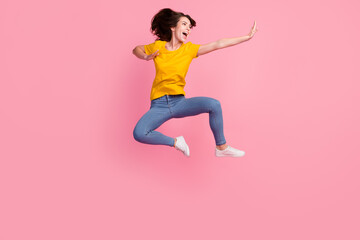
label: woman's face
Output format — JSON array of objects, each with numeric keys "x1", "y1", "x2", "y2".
[{"x1": 171, "y1": 16, "x2": 192, "y2": 42}]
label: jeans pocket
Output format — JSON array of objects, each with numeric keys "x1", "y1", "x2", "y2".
[{"x1": 151, "y1": 96, "x2": 166, "y2": 107}]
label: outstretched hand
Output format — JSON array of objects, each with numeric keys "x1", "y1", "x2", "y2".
[
  {"x1": 145, "y1": 50, "x2": 160, "y2": 61},
  {"x1": 248, "y1": 21, "x2": 258, "y2": 39}
]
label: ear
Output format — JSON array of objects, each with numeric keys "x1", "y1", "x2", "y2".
[{"x1": 170, "y1": 26, "x2": 176, "y2": 32}]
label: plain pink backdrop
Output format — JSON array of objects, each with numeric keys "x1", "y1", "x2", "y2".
[{"x1": 1, "y1": 0, "x2": 360, "y2": 239}]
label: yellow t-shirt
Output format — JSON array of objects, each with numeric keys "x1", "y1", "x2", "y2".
[{"x1": 144, "y1": 40, "x2": 201, "y2": 100}]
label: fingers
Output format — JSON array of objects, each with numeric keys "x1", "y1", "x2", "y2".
[
  {"x1": 147, "y1": 50, "x2": 159, "y2": 61},
  {"x1": 252, "y1": 21, "x2": 258, "y2": 34},
  {"x1": 152, "y1": 50, "x2": 159, "y2": 57},
  {"x1": 248, "y1": 21, "x2": 258, "y2": 39}
]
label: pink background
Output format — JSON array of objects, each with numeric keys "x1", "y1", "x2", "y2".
[{"x1": 1, "y1": 0, "x2": 360, "y2": 239}]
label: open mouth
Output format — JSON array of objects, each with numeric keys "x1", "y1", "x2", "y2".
[{"x1": 182, "y1": 32, "x2": 188, "y2": 37}]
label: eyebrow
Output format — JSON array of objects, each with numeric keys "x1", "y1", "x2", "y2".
[{"x1": 182, "y1": 21, "x2": 192, "y2": 27}]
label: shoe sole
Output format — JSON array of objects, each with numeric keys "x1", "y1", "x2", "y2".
[{"x1": 215, "y1": 152, "x2": 245, "y2": 157}]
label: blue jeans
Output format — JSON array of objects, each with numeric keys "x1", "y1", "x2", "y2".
[{"x1": 133, "y1": 95, "x2": 226, "y2": 147}]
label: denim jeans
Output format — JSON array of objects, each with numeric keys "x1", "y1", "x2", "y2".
[{"x1": 133, "y1": 95, "x2": 226, "y2": 147}]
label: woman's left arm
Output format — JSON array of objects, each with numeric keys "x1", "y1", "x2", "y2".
[{"x1": 197, "y1": 21, "x2": 258, "y2": 57}]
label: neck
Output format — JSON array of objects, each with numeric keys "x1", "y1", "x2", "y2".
[{"x1": 166, "y1": 37, "x2": 183, "y2": 50}]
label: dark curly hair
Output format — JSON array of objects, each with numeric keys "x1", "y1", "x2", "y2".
[{"x1": 150, "y1": 8, "x2": 196, "y2": 42}]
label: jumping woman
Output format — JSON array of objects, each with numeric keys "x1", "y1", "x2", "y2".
[{"x1": 132, "y1": 8, "x2": 258, "y2": 157}]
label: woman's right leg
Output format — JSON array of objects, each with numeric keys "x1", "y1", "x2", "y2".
[{"x1": 133, "y1": 106, "x2": 175, "y2": 147}]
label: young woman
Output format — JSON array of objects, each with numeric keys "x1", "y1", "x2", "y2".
[{"x1": 132, "y1": 8, "x2": 258, "y2": 157}]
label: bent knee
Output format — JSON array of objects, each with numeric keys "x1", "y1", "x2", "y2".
[
  {"x1": 133, "y1": 127, "x2": 146, "y2": 143},
  {"x1": 209, "y1": 98, "x2": 222, "y2": 111}
]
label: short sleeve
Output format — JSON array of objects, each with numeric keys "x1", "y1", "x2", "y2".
[
  {"x1": 144, "y1": 41, "x2": 156, "y2": 55},
  {"x1": 188, "y1": 42, "x2": 201, "y2": 59}
]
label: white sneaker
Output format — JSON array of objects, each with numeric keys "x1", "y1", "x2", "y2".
[
  {"x1": 175, "y1": 136, "x2": 190, "y2": 157},
  {"x1": 215, "y1": 146, "x2": 245, "y2": 157}
]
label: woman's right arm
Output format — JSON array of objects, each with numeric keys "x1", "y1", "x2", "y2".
[{"x1": 132, "y1": 45, "x2": 159, "y2": 61}]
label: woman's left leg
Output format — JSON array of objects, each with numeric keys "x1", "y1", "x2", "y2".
[
  {"x1": 171, "y1": 96, "x2": 226, "y2": 146},
  {"x1": 172, "y1": 96, "x2": 245, "y2": 157}
]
